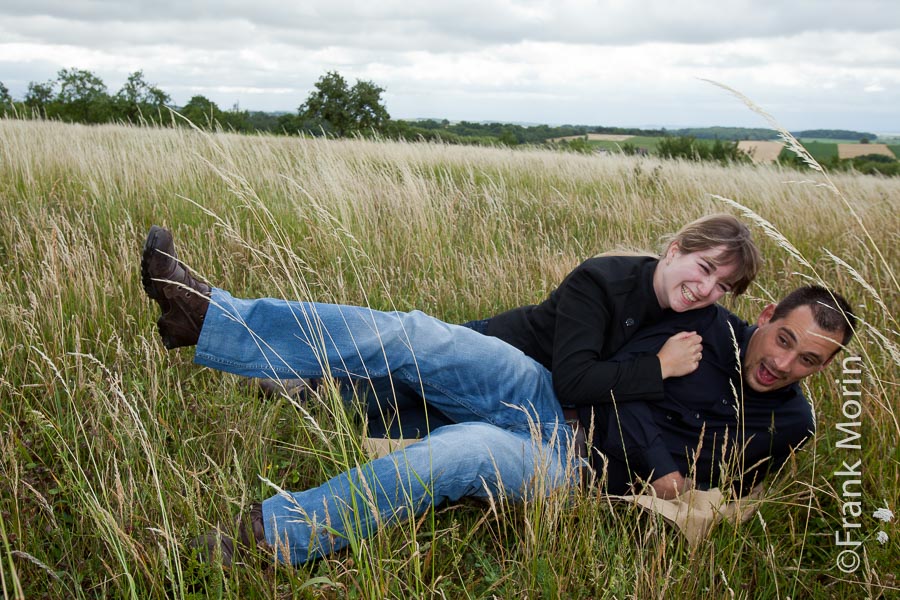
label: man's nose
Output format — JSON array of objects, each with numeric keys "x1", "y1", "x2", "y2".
[{"x1": 773, "y1": 351, "x2": 793, "y2": 373}]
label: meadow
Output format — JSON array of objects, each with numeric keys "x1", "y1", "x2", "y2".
[
  {"x1": 0, "y1": 118, "x2": 896, "y2": 599},
  {"x1": 587, "y1": 135, "x2": 900, "y2": 166}
]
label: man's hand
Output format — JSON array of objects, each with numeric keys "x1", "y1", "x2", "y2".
[
  {"x1": 657, "y1": 331, "x2": 703, "y2": 379},
  {"x1": 649, "y1": 471, "x2": 692, "y2": 499}
]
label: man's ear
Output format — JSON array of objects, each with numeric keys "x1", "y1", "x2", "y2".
[{"x1": 756, "y1": 303, "x2": 777, "y2": 327}]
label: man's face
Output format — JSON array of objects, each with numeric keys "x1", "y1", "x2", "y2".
[{"x1": 742, "y1": 304, "x2": 842, "y2": 393}]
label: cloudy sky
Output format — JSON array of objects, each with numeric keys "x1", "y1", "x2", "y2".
[{"x1": 2, "y1": 1, "x2": 898, "y2": 132}]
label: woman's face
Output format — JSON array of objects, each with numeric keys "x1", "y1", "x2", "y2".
[{"x1": 653, "y1": 243, "x2": 738, "y2": 312}]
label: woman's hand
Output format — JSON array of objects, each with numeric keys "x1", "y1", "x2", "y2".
[{"x1": 657, "y1": 331, "x2": 703, "y2": 379}]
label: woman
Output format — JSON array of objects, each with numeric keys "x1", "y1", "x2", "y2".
[
  {"x1": 468, "y1": 213, "x2": 761, "y2": 408},
  {"x1": 257, "y1": 214, "x2": 761, "y2": 438}
]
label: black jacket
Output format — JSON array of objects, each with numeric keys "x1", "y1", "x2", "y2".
[{"x1": 486, "y1": 255, "x2": 667, "y2": 406}]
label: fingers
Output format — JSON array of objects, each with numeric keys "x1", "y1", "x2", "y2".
[
  {"x1": 671, "y1": 330, "x2": 696, "y2": 340},
  {"x1": 658, "y1": 331, "x2": 705, "y2": 378}
]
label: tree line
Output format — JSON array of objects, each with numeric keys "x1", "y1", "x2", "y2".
[{"x1": 1, "y1": 69, "x2": 889, "y2": 173}]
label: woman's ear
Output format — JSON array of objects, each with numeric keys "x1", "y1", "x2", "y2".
[{"x1": 665, "y1": 241, "x2": 680, "y2": 264}]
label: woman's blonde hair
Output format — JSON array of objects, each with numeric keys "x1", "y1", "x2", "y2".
[{"x1": 664, "y1": 214, "x2": 762, "y2": 295}]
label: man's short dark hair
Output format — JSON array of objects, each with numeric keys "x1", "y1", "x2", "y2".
[{"x1": 771, "y1": 285, "x2": 856, "y2": 347}]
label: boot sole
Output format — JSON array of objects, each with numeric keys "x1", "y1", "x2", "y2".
[{"x1": 141, "y1": 225, "x2": 169, "y2": 309}]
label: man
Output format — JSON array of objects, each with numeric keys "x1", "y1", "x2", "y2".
[
  {"x1": 141, "y1": 226, "x2": 854, "y2": 565},
  {"x1": 588, "y1": 285, "x2": 855, "y2": 499}
]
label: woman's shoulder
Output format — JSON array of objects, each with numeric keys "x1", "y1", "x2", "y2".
[{"x1": 575, "y1": 254, "x2": 657, "y2": 287}]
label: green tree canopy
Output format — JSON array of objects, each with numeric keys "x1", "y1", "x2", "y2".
[
  {"x1": 24, "y1": 80, "x2": 56, "y2": 115},
  {"x1": 179, "y1": 95, "x2": 223, "y2": 128},
  {"x1": 177, "y1": 95, "x2": 251, "y2": 132},
  {"x1": 0, "y1": 80, "x2": 11, "y2": 115},
  {"x1": 55, "y1": 68, "x2": 111, "y2": 123},
  {"x1": 114, "y1": 70, "x2": 170, "y2": 123},
  {"x1": 297, "y1": 71, "x2": 390, "y2": 136}
]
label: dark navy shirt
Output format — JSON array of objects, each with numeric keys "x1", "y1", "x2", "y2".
[{"x1": 584, "y1": 305, "x2": 816, "y2": 495}]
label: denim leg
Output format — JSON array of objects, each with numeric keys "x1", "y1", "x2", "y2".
[
  {"x1": 261, "y1": 422, "x2": 571, "y2": 565},
  {"x1": 194, "y1": 289, "x2": 565, "y2": 439}
]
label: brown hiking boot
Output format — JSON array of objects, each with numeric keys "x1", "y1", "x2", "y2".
[
  {"x1": 188, "y1": 503, "x2": 271, "y2": 567},
  {"x1": 141, "y1": 225, "x2": 211, "y2": 349}
]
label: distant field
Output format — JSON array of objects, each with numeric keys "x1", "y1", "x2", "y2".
[
  {"x1": 737, "y1": 140, "x2": 784, "y2": 163},
  {"x1": 798, "y1": 137, "x2": 864, "y2": 144},
  {"x1": 792, "y1": 140, "x2": 839, "y2": 162},
  {"x1": 550, "y1": 133, "x2": 634, "y2": 142},
  {"x1": 587, "y1": 135, "x2": 664, "y2": 151},
  {"x1": 838, "y1": 143, "x2": 896, "y2": 160},
  {"x1": 580, "y1": 135, "x2": 899, "y2": 167}
]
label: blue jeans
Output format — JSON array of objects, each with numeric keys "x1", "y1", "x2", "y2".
[{"x1": 194, "y1": 289, "x2": 572, "y2": 564}]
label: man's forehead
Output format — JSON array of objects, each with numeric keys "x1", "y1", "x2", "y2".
[{"x1": 771, "y1": 306, "x2": 842, "y2": 354}]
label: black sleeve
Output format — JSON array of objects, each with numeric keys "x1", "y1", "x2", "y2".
[
  {"x1": 550, "y1": 266, "x2": 665, "y2": 406},
  {"x1": 600, "y1": 400, "x2": 680, "y2": 483}
]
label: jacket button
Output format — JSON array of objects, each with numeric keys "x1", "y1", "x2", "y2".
[
  {"x1": 694, "y1": 413, "x2": 700, "y2": 419},
  {"x1": 625, "y1": 318, "x2": 635, "y2": 327}
]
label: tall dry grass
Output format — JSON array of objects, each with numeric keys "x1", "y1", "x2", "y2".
[{"x1": 0, "y1": 117, "x2": 896, "y2": 598}]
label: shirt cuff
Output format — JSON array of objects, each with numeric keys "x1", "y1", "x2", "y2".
[{"x1": 642, "y1": 439, "x2": 680, "y2": 482}]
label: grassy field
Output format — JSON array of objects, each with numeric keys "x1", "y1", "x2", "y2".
[
  {"x1": 779, "y1": 141, "x2": 839, "y2": 164},
  {"x1": 586, "y1": 135, "x2": 665, "y2": 152},
  {"x1": 0, "y1": 119, "x2": 897, "y2": 599},
  {"x1": 588, "y1": 136, "x2": 900, "y2": 168},
  {"x1": 796, "y1": 138, "x2": 865, "y2": 144}
]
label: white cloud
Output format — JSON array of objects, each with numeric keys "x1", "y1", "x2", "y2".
[{"x1": 0, "y1": 1, "x2": 898, "y2": 129}]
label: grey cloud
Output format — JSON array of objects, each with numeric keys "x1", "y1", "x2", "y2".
[{"x1": 3, "y1": 0, "x2": 900, "y2": 52}]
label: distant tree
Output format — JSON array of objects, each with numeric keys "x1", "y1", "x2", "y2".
[
  {"x1": 24, "y1": 80, "x2": 56, "y2": 116},
  {"x1": 656, "y1": 135, "x2": 748, "y2": 165},
  {"x1": 179, "y1": 95, "x2": 223, "y2": 128},
  {"x1": 860, "y1": 137, "x2": 869, "y2": 145},
  {"x1": 564, "y1": 136, "x2": 593, "y2": 153},
  {"x1": 114, "y1": 70, "x2": 170, "y2": 123},
  {"x1": 656, "y1": 136, "x2": 702, "y2": 160},
  {"x1": 55, "y1": 68, "x2": 111, "y2": 123},
  {"x1": 298, "y1": 71, "x2": 352, "y2": 135},
  {"x1": 0, "y1": 81, "x2": 11, "y2": 115},
  {"x1": 498, "y1": 127, "x2": 519, "y2": 146},
  {"x1": 793, "y1": 129, "x2": 877, "y2": 141},
  {"x1": 853, "y1": 153, "x2": 893, "y2": 164},
  {"x1": 349, "y1": 79, "x2": 390, "y2": 132},
  {"x1": 620, "y1": 142, "x2": 639, "y2": 156},
  {"x1": 298, "y1": 71, "x2": 390, "y2": 136}
]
